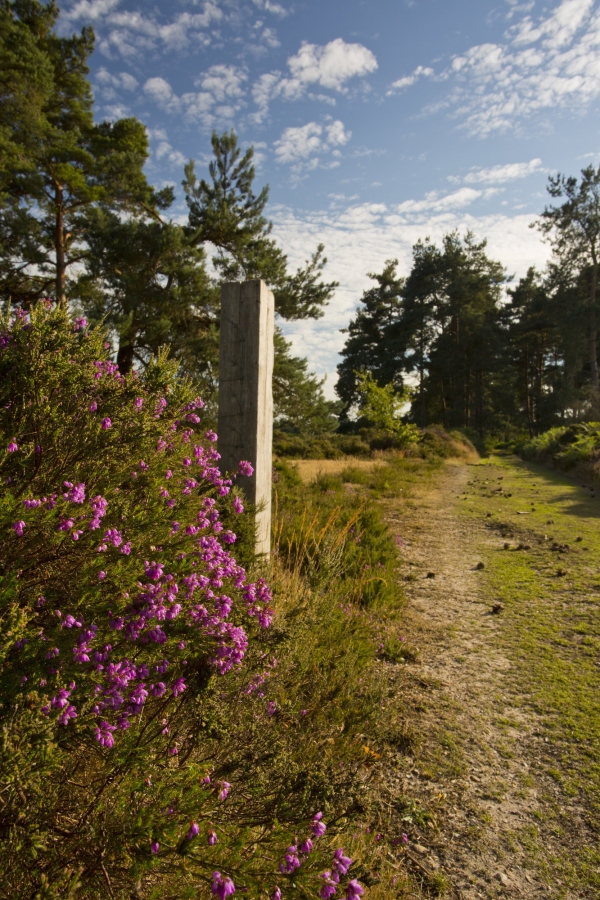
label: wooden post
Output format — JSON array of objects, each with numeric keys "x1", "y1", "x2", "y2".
[{"x1": 218, "y1": 280, "x2": 274, "y2": 557}]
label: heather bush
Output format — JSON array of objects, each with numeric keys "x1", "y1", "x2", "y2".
[{"x1": 0, "y1": 304, "x2": 366, "y2": 899}]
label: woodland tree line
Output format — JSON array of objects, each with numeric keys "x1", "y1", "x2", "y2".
[
  {"x1": 3, "y1": 0, "x2": 600, "y2": 444},
  {"x1": 337, "y1": 173, "x2": 600, "y2": 440}
]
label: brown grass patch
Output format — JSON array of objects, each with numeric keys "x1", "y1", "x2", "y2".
[{"x1": 288, "y1": 457, "x2": 387, "y2": 484}]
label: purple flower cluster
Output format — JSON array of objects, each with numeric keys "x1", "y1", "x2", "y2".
[{"x1": 212, "y1": 872, "x2": 235, "y2": 899}]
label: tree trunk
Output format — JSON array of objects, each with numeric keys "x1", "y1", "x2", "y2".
[
  {"x1": 117, "y1": 338, "x2": 136, "y2": 375},
  {"x1": 589, "y1": 259, "x2": 599, "y2": 390},
  {"x1": 54, "y1": 183, "x2": 67, "y2": 306},
  {"x1": 419, "y1": 330, "x2": 426, "y2": 428},
  {"x1": 524, "y1": 345, "x2": 533, "y2": 438}
]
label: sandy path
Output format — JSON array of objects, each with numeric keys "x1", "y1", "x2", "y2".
[{"x1": 387, "y1": 462, "x2": 578, "y2": 899}]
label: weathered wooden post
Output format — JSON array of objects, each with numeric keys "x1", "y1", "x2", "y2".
[{"x1": 218, "y1": 280, "x2": 274, "y2": 557}]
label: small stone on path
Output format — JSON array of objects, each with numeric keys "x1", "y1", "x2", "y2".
[
  {"x1": 476, "y1": 561, "x2": 485, "y2": 570},
  {"x1": 495, "y1": 872, "x2": 509, "y2": 887}
]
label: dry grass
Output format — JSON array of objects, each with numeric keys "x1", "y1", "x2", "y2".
[{"x1": 288, "y1": 457, "x2": 386, "y2": 484}]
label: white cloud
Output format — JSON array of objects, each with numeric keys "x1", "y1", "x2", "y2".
[
  {"x1": 144, "y1": 66, "x2": 247, "y2": 128},
  {"x1": 425, "y1": 0, "x2": 600, "y2": 136},
  {"x1": 260, "y1": 27, "x2": 281, "y2": 49},
  {"x1": 270, "y1": 201, "x2": 551, "y2": 395},
  {"x1": 252, "y1": 38, "x2": 377, "y2": 122},
  {"x1": 286, "y1": 39, "x2": 377, "y2": 92},
  {"x1": 387, "y1": 65, "x2": 435, "y2": 94},
  {"x1": 144, "y1": 77, "x2": 179, "y2": 111},
  {"x1": 274, "y1": 119, "x2": 351, "y2": 172},
  {"x1": 252, "y1": 0, "x2": 290, "y2": 16},
  {"x1": 155, "y1": 141, "x2": 187, "y2": 168},
  {"x1": 96, "y1": 67, "x2": 139, "y2": 95},
  {"x1": 61, "y1": 0, "x2": 120, "y2": 22},
  {"x1": 396, "y1": 187, "x2": 488, "y2": 214},
  {"x1": 87, "y1": 3, "x2": 222, "y2": 58},
  {"x1": 462, "y1": 158, "x2": 547, "y2": 184}
]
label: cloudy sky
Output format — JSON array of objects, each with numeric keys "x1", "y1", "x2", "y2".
[{"x1": 59, "y1": 0, "x2": 600, "y2": 396}]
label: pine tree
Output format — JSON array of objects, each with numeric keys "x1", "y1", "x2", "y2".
[
  {"x1": 273, "y1": 329, "x2": 341, "y2": 434},
  {"x1": 537, "y1": 166, "x2": 600, "y2": 393},
  {"x1": 183, "y1": 130, "x2": 338, "y2": 320},
  {"x1": 77, "y1": 200, "x2": 216, "y2": 382},
  {"x1": 335, "y1": 260, "x2": 404, "y2": 414},
  {"x1": 0, "y1": 0, "x2": 151, "y2": 306}
]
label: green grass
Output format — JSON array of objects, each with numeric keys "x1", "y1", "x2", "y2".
[{"x1": 458, "y1": 455, "x2": 600, "y2": 890}]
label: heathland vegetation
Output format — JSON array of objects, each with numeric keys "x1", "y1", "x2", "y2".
[{"x1": 3, "y1": 3, "x2": 600, "y2": 899}]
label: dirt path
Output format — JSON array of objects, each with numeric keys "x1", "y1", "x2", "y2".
[{"x1": 386, "y1": 459, "x2": 600, "y2": 899}]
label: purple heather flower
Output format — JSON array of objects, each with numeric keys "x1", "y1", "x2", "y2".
[
  {"x1": 183, "y1": 457, "x2": 191, "y2": 467},
  {"x1": 101, "y1": 417, "x2": 112, "y2": 430},
  {"x1": 312, "y1": 813, "x2": 326, "y2": 838},
  {"x1": 284, "y1": 845, "x2": 301, "y2": 873},
  {"x1": 205, "y1": 430, "x2": 217, "y2": 442},
  {"x1": 218, "y1": 781, "x2": 231, "y2": 802},
  {"x1": 165, "y1": 469, "x2": 173, "y2": 479},
  {"x1": 300, "y1": 839, "x2": 313, "y2": 854},
  {"x1": 333, "y1": 850, "x2": 352, "y2": 876},
  {"x1": 237, "y1": 460, "x2": 253, "y2": 477},
  {"x1": 89, "y1": 401, "x2": 97, "y2": 413},
  {"x1": 104, "y1": 528, "x2": 123, "y2": 547},
  {"x1": 139, "y1": 459, "x2": 149, "y2": 471},
  {"x1": 401, "y1": 833, "x2": 408, "y2": 843},
  {"x1": 57, "y1": 704, "x2": 77, "y2": 726},
  {"x1": 232, "y1": 496, "x2": 244, "y2": 514},
  {"x1": 272, "y1": 890, "x2": 282, "y2": 900},
  {"x1": 151, "y1": 842, "x2": 159, "y2": 854},
  {"x1": 7, "y1": 440, "x2": 18, "y2": 453},
  {"x1": 13, "y1": 521, "x2": 25, "y2": 536},
  {"x1": 98, "y1": 571, "x2": 107, "y2": 581},
  {"x1": 346, "y1": 881, "x2": 364, "y2": 899},
  {"x1": 73, "y1": 316, "x2": 87, "y2": 331},
  {"x1": 211, "y1": 872, "x2": 235, "y2": 899},
  {"x1": 135, "y1": 398, "x2": 143, "y2": 409},
  {"x1": 319, "y1": 872, "x2": 337, "y2": 900},
  {"x1": 95, "y1": 720, "x2": 116, "y2": 748},
  {"x1": 208, "y1": 829, "x2": 218, "y2": 845},
  {"x1": 266, "y1": 701, "x2": 277, "y2": 717},
  {"x1": 186, "y1": 822, "x2": 200, "y2": 840},
  {"x1": 169, "y1": 746, "x2": 178, "y2": 756},
  {"x1": 172, "y1": 678, "x2": 186, "y2": 697}
]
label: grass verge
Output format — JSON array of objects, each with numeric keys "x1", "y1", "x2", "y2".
[
  {"x1": 266, "y1": 455, "x2": 452, "y2": 898},
  {"x1": 459, "y1": 455, "x2": 600, "y2": 892}
]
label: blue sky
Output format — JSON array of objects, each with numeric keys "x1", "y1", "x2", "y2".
[{"x1": 58, "y1": 0, "x2": 600, "y2": 396}]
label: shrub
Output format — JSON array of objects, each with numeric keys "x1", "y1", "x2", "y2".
[{"x1": 0, "y1": 305, "x2": 365, "y2": 899}]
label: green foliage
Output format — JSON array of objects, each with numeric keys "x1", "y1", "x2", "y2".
[
  {"x1": 183, "y1": 130, "x2": 338, "y2": 322},
  {"x1": 274, "y1": 432, "x2": 371, "y2": 460},
  {"x1": 0, "y1": 1, "x2": 152, "y2": 305},
  {"x1": 336, "y1": 234, "x2": 507, "y2": 439},
  {"x1": 355, "y1": 371, "x2": 419, "y2": 446},
  {"x1": 77, "y1": 208, "x2": 217, "y2": 383},
  {"x1": 517, "y1": 422, "x2": 600, "y2": 470},
  {"x1": 273, "y1": 329, "x2": 341, "y2": 435},
  {"x1": 537, "y1": 165, "x2": 600, "y2": 392},
  {"x1": 336, "y1": 259, "x2": 404, "y2": 413}
]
